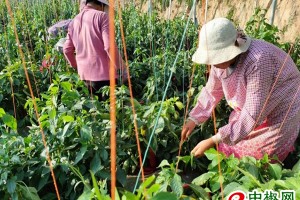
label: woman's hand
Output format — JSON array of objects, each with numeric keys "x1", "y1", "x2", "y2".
[
  {"x1": 181, "y1": 120, "x2": 196, "y2": 141},
  {"x1": 191, "y1": 138, "x2": 215, "y2": 157}
]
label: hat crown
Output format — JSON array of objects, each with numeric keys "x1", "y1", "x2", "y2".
[
  {"x1": 192, "y1": 17, "x2": 251, "y2": 65},
  {"x1": 199, "y1": 18, "x2": 237, "y2": 50}
]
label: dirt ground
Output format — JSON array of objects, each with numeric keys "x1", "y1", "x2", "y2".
[{"x1": 122, "y1": 0, "x2": 299, "y2": 43}]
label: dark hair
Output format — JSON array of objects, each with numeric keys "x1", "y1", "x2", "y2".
[{"x1": 86, "y1": 0, "x2": 105, "y2": 7}]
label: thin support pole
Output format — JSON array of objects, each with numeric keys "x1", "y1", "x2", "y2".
[
  {"x1": 269, "y1": 0, "x2": 277, "y2": 25},
  {"x1": 133, "y1": 0, "x2": 197, "y2": 192},
  {"x1": 5, "y1": 1, "x2": 60, "y2": 199},
  {"x1": 108, "y1": 0, "x2": 117, "y2": 199}
]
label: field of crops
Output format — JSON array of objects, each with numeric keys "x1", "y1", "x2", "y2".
[{"x1": 0, "y1": 0, "x2": 299, "y2": 199}]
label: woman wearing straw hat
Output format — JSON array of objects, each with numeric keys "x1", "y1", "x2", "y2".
[
  {"x1": 181, "y1": 18, "x2": 300, "y2": 162},
  {"x1": 63, "y1": 0, "x2": 125, "y2": 101}
]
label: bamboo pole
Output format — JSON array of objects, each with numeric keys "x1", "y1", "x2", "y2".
[{"x1": 108, "y1": 0, "x2": 117, "y2": 199}]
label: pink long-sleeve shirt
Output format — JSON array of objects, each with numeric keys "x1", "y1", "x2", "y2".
[
  {"x1": 190, "y1": 39, "x2": 300, "y2": 161},
  {"x1": 63, "y1": 5, "x2": 123, "y2": 81}
]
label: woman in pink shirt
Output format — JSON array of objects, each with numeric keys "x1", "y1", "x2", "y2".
[
  {"x1": 181, "y1": 18, "x2": 300, "y2": 162},
  {"x1": 63, "y1": 0, "x2": 124, "y2": 101}
]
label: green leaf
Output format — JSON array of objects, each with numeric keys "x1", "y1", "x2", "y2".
[
  {"x1": 80, "y1": 125, "x2": 92, "y2": 142},
  {"x1": 74, "y1": 145, "x2": 87, "y2": 164},
  {"x1": 292, "y1": 159, "x2": 300, "y2": 173},
  {"x1": 143, "y1": 104, "x2": 155, "y2": 118},
  {"x1": 41, "y1": 166, "x2": 50, "y2": 176},
  {"x1": 210, "y1": 175, "x2": 224, "y2": 192},
  {"x1": 137, "y1": 175, "x2": 155, "y2": 197},
  {"x1": 39, "y1": 114, "x2": 48, "y2": 122},
  {"x1": 157, "y1": 182, "x2": 168, "y2": 192},
  {"x1": 282, "y1": 177, "x2": 300, "y2": 189},
  {"x1": 154, "y1": 117, "x2": 165, "y2": 134},
  {"x1": 2, "y1": 114, "x2": 17, "y2": 130},
  {"x1": 116, "y1": 167, "x2": 127, "y2": 187},
  {"x1": 90, "y1": 152, "x2": 102, "y2": 174},
  {"x1": 147, "y1": 183, "x2": 161, "y2": 196},
  {"x1": 62, "y1": 115, "x2": 74, "y2": 123},
  {"x1": 115, "y1": 187, "x2": 121, "y2": 200},
  {"x1": 77, "y1": 187, "x2": 93, "y2": 200},
  {"x1": 268, "y1": 163, "x2": 282, "y2": 180},
  {"x1": 192, "y1": 172, "x2": 216, "y2": 186},
  {"x1": 226, "y1": 156, "x2": 239, "y2": 169},
  {"x1": 122, "y1": 191, "x2": 138, "y2": 200},
  {"x1": 239, "y1": 176, "x2": 256, "y2": 188},
  {"x1": 261, "y1": 179, "x2": 275, "y2": 190},
  {"x1": 205, "y1": 148, "x2": 223, "y2": 168},
  {"x1": 170, "y1": 174, "x2": 183, "y2": 197},
  {"x1": 187, "y1": 87, "x2": 195, "y2": 98},
  {"x1": 158, "y1": 160, "x2": 170, "y2": 168},
  {"x1": 137, "y1": 175, "x2": 155, "y2": 199},
  {"x1": 243, "y1": 163, "x2": 259, "y2": 179},
  {"x1": 49, "y1": 85, "x2": 59, "y2": 94},
  {"x1": 11, "y1": 155, "x2": 20, "y2": 164},
  {"x1": 73, "y1": 101, "x2": 83, "y2": 110},
  {"x1": 61, "y1": 123, "x2": 72, "y2": 139},
  {"x1": 99, "y1": 113, "x2": 110, "y2": 120},
  {"x1": 49, "y1": 109, "x2": 56, "y2": 119},
  {"x1": 61, "y1": 81, "x2": 73, "y2": 91},
  {"x1": 223, "y1": 182, "x2": 248, "y2": 196},
  {"x1": 38, "y1": 174, "x2": 49, "y2": 191},
  {"x1": 211, "y1": 181, "x2": 220, "y2": 193},
  {"x1": 175, "y1": 101, "x2": 184, "y2": 110},
  {"x1": 237, "y1": 167, "x2": 262, "y2": 187},
  {"x1": 151, "y1": 192, "x2": 178, "y2": 200},
  {"x1": 0, "y1": 107, "x2": 6, "y2": 117},
  {"x1": 149, "y1": 135, "x2": 158, "y2": 153},
  {"x1": 61, "y1": 91, "x2": 80, "y2": 105},
  {"x1": 100, "y1": 148, "x2": 108, "y2": 160},
  {"x1": 140, "y1": 175, "x2": 155, "y2": 189},
  {"x1": 274, "y1": 180, "x2": 289, "y2": 189},
  {"x1": 7, "y1": 178, "x2": 17, "y2": 194},
  {"x1": 132, "y1": 98, "x2": 142, "y2": 108},
  {"x1": 1, "y1": 172, "x2": 8, "y2": 183},
  {"x1": 18, "y1": 184, "x2": 41, "y2": 200},
  {"x1": 90, "y1": 170, "x2": 102, "y2": 200},
  {"x1": 188, "y1": 184, "x2": 210, "y2": 200},
  {"x1": 296, "y1": 189, "x2": 300, "y2": 200},
  {"x1": 177, "y1": 155, "x2": 191, "y2": 165}
]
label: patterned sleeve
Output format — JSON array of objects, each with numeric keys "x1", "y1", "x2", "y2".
[
  {"x1": 189, "y1": 66, "x2": 224, "y2": 124},
  {"x1": 219, "y1": 52, "x2": 277, "y2": 145}
]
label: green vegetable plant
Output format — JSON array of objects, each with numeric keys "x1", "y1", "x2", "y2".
[{"x1": 191, "y1": 148, "x2": 300, "y2": 199}]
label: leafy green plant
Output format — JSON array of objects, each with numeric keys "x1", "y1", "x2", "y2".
[
  {"x1": 192, "y1": 148, "x2": 300, "y2": 199},
  {"x1": 245, "y1": 8, "x2": 280, "y2": 45}
]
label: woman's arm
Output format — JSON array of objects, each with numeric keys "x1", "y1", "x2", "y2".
[{"x1": 189, "y1": 66, "x2": 224, "y2": 124}]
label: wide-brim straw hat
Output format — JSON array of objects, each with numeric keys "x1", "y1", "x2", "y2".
[{"x1": 192, "y1": 18, "x2": 251, "y2": 65}]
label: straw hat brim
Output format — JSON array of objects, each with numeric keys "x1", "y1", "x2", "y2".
[
  {"x1": 97, "y1": 0, "x2": 109, "y2": 6},
  {"x1": 192, "y1": 36, "x2": 251, "y2": 65}
]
